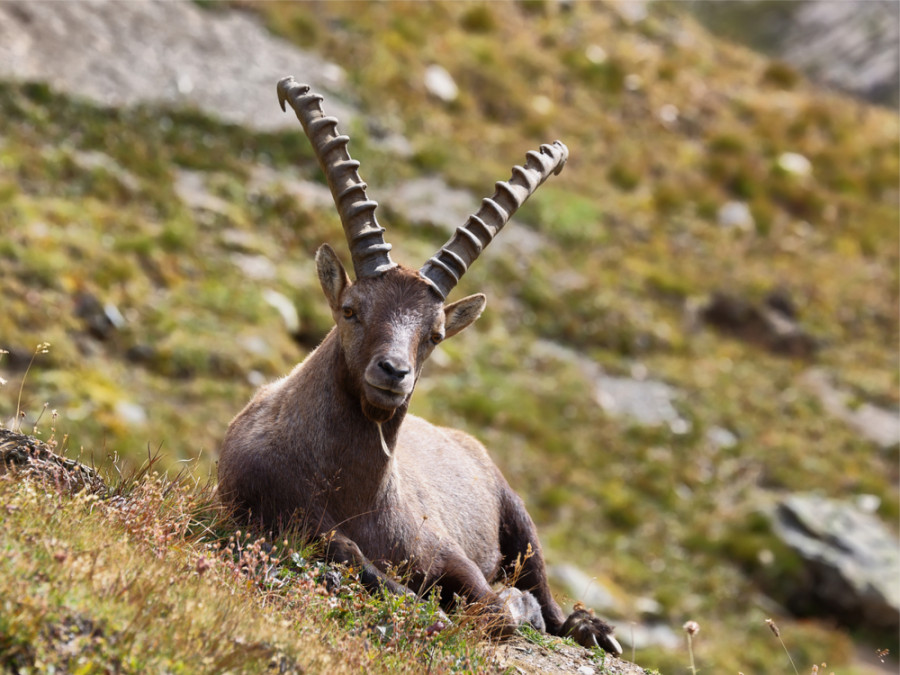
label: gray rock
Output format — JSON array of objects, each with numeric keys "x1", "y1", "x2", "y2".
[
  {"x1": 706, "y1": 425, "x2": 738, "y2": 449},
  {"x1": 261, "y1": 289, "x2": 300, "y2": 335},
  {"x1": 617, "y1": 621, "x2": 681, "y2": 651},
  {"x1": 717, "y1": 201, "x2": 754, "y2": 231},
  {"x1": 533, "y1": 341, "x2": 690, "y2": 431},
  {"x1": 548, "y1": 563, "x2": 622, "y2": 615},
  {"x1": 700, "y1": 290, "x2": 819, "y2": 358},
  {"x1": 771, "y1": 494, "x2": 900, "y2": 631},
  {"x1": 802, "y1": 369, "x2": 900, "y2": 449},
  {"x1": 0, "y1": 0, "x2": 353, "y2": 130},
  {"x1": 174, "y1": 169, "x2": 230, "y2": 215},
  {"x1": 687, "y1": 0, "x2": 899, "y2": 107},
  {"x1": 424, "y1": 64, "x2": 459, "y2": 102},
  {"x1": 382, "y1": 177, "x2": 476, "y2": 234},
  {"x1": 595, "y1": 373, "x2": 686, "y2": 430}
]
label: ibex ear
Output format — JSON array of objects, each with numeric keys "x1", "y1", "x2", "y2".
[
  {"x1": 444, "y1": 294, "x2": 486, "y2": 339},
  {"x1": 316, "y1": 244, "x2": 351, "y2": 311}
]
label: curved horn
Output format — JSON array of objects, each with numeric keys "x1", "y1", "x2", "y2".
[
  {"x1": 277, "y1": 77, "x2": 396, "y2": 279},
  {"x1": 419, "y1": 141, "x2": 568, "y2": 300}
]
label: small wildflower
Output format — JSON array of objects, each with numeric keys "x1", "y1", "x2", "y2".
[
  {"x1": 766, "y1": 618, "x2": 798, "y2": 675},
  {"x1": 196, "y1": 556, "x2": 212, "y2": 576},
  {"x1": 425, "y1": 620, "x2": 446, "y2": 637},
  {"x1": 683, "y1": 620, "x2": 699, "y2": 675}
]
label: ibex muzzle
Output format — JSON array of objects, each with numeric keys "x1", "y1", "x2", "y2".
[{"x1": 217, "y1": 77, "x2": 621, "y2": 655}]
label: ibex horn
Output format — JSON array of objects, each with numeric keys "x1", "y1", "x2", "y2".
[
  {"x1": 419, "y1": 141, "x2": 568, "y2": 300},
  {"x1": 277, "y1": 77, "x2": 396, "y2": 279}
]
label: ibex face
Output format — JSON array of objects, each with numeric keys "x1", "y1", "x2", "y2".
[{"x1": 316, "y1": 244, "x2": 485, "y2": 423}]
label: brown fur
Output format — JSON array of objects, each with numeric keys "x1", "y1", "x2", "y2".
[{"x1": 217, "y1": 246, "x2": 620, "y2": 653}]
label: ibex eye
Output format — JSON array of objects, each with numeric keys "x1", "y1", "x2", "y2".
[
  {"x1": 431, "y1": 333, "x2": 444, "y2": 345},
  {"x1": 342, "y1": 307, "x2": 355, "y2": 319}
]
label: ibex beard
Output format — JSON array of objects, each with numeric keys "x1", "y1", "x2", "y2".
[{"x1": 216, "y1": 77, "x2": 622, "y2": 655}]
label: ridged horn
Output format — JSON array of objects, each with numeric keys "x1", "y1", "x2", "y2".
[
  {"x1": 419, "y1": 141, "x2": 569, "y2": 300},
  {"x1": 277, "y1": 76, "x2": 396, "y2": 279}
]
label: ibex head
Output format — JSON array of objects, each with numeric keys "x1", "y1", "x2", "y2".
[{"x1": 277, "y1": 77, "x2": 568, "y2": 423}]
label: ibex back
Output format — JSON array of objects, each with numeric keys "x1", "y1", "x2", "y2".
[{"x1": 217, "y1": 77, "x2": 621, "y2": 654}]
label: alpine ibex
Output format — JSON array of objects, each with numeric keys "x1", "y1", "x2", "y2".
[{"x1": 217, "y1": 77, "x2": 621, "y2": 654}]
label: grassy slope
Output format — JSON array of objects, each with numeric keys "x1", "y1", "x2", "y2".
[
  {"x1": 0, "y1": 456, "x2": 508, "y2": 674},
  {"x1": 1, "y1": 1, "x2": 897, "y2": 672}
]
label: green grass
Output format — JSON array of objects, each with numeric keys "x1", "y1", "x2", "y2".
[{"x1": 1, "y1": 1, "x2": 898, "y2": 672}]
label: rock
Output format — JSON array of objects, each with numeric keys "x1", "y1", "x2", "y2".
[
  {"x1": 494, "y1": 634, "x2": 646, "y2": 674},
  {"x1": 249, "y1": 164, "x2": 335, "y2": 211},
  {"x1": 657, "y1": 103, "x2": 679, "y2": 127},
  {"x1": 261, "y1": 289, "x2": 300, "y2": 335},
  {"x1": 0, "y1": 0, "x2": 353, "y2": 130},
  {"x1": 424, "y1": 64, "x2": 458, "y2": 102},
  {"x1": 595, "y1": 374, "x2": 687, "y2": 431},
  {"x1": 533, "y1": 341, "x2": 690, "y2": 431},
  {"x1": 382, "y1": 177, "x2": 476, "y2": 234},
  {"x1": 699, "y1": 289, "x2": 818, "y2": 358},
  {"x1": 716, "y1": 201, "x2": 754, "y2": 231},
  {"x1": 72, "y1": 149, "x2": 142, "y2": 191},
  {"x1": 801, "y1": 369, "x2": 900, "y2": 449},
  {"x1": 115, "y1": 401, "x2": 148, "y2": 427},
  {"x1": 73, "y1": 291, "x2": 120, "y2": 341},
  {"x1": 771, "y1": 494, "x2": 900, "y2": 632},
  {"x1": 230, "y1": 253, "x2": 277, "y2": 281},
  {"x1": 705, "y1": 425, "x2": 738, "y2": 449},
  {"x1": 776, "y1": 152, "x2": 812, "y2": 176},
  {"x1": 618, "y1": 621, "x2": 681, "y2": 651},
  {"x1": 585, "y1": 44, "x2": 607, "y2": 64},
  {"x1": 174, "y1": 169, "x2": 230, "y2": 215},
  {"x1": 688, "y1": 0, "x2": 899, "y2": 106},
  {"x1": 548, "y1": 563, "x2": 622, "y2": 615}
]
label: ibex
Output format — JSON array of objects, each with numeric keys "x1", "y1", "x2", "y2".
[{"x1": 218, "y1": 77, "x2": 621, "y2": 654}]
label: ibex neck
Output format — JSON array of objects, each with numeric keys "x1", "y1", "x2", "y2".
[{"x1": 310, "y1": 331, "x2": 407, "y2": 493}]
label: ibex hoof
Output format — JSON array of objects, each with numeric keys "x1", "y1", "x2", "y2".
[{"x1": 561, "y1": 602, "x2": 623, "y2": 655}]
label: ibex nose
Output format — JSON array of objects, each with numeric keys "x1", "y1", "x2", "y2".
[{"x1": 378, "y1": 358, "x2": 411, "y2": 381}]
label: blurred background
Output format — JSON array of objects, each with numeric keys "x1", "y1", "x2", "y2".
[{"x1": 0, "y1": 1, "x2": 897, "y2": 672}]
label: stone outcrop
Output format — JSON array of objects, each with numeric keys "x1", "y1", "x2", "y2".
[{"x1": 771, "y1": 493, "x2": 900, "y2": 632}]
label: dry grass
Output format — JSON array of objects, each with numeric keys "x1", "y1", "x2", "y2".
[{"x1": 0, "y1": 445, "x2": 504, "y2": 674}]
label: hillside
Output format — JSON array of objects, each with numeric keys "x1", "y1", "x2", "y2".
[{"x1": 1, "y1": 1, "x2": 898, "y2": 673}]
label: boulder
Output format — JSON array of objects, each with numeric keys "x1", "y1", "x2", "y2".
[
  {"x1": 699, "y1": 289, "x2": 818, "y2": 358},
  {"x1": 771, "y1": 494, "x2": 900, "y2": 632}
]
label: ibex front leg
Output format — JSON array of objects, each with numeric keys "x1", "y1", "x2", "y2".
[
  {"x1": 498, "y1": 489, "x2": 623, "y2": 654},
  {"x1": 323, "y1": 531, "x2": 413, "y2": 598}
]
